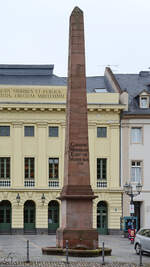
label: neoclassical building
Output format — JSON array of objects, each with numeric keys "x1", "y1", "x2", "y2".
[{"x1": 0, "y1": 65, "x2": 125, "y2": 234}]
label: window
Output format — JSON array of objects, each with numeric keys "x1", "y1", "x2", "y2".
[
  {"x1": 0, "y1": 126, "x2": 10, "y2": 136},
  {"x1": 0, "y1": 158, "x2": 10, "y2": 179},
  {"x1": 24, "y1": 126, "x2": 34, "y2": 137},
  {"x1": 140, "y1": 97, "x2": 149, "y2": 108},
  {"x1": 49, "y1": 158, "x2": 59, "y2": 179},
  {"x1": 97, "y1": 127, "x2": 107, "y2": 137},
  {"x1": 131, "y1": 128, "x2": 142, "y2": 143},
  {"x1": 131, "y1": 161, "x2": 142, "y2": 183},
  {"x1": 97, "y1": 158, "x2": 107, "y2": 179},
  {"x1": 25, "y1": 158, "x2": 34, "y2": 179},
  {"x1": 94, "y1": 88, "x2": 107, "y2": 93},
  {"x1": 49, "y1": 127, "x2": 58, "y2": 137}
]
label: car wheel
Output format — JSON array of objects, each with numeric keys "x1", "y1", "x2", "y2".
[{"x1": 135, "y1": 243, "x2": 141, "y2": 255}]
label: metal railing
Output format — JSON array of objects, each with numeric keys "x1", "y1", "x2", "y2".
[
  {"x1": 0, "y1": 179, "x2": 11, "y2": 187},
  {"x1": 48, "y1": 180, "x2": 59, "y2": 188},
  {"x1": 97, "y1": 181, "x2": 107, "y2": 188}
]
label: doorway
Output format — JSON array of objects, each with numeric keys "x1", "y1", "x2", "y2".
[
  {"x1": 0, "y1": 200, "x2": 11, "y2": 233},
  {"x1": 48, "y1": 201, "x2": 59, "y2": 233},
  {"x1": 24, "y1": 200, "x2": 35, "y2": 233},
  {"x1": 134, "y1": 201, "x2": 141, "y2": 230},
  {"x1": 97, "y1": 201, "x2": 108, "y2": 234}
]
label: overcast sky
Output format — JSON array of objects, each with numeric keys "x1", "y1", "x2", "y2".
[{"x1": 0, "y1": 0, "x2": 150, "y2": 76}]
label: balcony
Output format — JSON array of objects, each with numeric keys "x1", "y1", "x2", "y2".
[
  {"x1": 0, "y1": 179, "x2": 11, "y2": 187},
  {"x1": 97, "y1": 180, "x2": 107, "y2": 188},
  {"x1": 48, "y1": 180, "x2": 59, "y2": 188},
  {"x1": 24, "y1": 179, "x2": 35, "y2": 187}
]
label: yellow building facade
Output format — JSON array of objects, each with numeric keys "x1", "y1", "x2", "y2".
[{"x1": 0, "y1": 79, "x2": 124, "y2": 234}]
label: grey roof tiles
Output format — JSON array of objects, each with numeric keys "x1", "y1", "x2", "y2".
[{"x1": 0, "y1": 64, "x2": 150, "y2": 114}]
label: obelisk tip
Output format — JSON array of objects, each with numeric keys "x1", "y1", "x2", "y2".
[{"x1": 71, "y1": 6, "x2": 83, "y2": 16}]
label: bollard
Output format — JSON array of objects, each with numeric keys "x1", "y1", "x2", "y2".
[
  {"x1": 66, "y1": 240, "x2": 69, "y2": 264},
  {"x1": 139, "y1": 244, "x2": 143, "y2": 266},
  {"x1": 26, "y1": 240, "x2": 30, "y2": 263},
  {"x1": 102, "y1": 241, "x2": 105, "y2": 265}
]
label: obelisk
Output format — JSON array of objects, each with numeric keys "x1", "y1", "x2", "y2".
[{"x1": 56, "y1": 7, "x2": 98, "y2": 249}]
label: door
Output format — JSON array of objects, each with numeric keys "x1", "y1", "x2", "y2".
[
  {"x1": 134, "y1": 201, "x2": 141, "y2": 230},
  {"x1": 48, "y1": 201, "x2": 59, "y2": 233},
  {"x1": 97, "y1": 201, "x2": 108, "y2": 234},
  {"x1": 0, "y1": 201, "x2": 11, "y2": 233},
  {"x1": 24, "y1": 200, "x2": 35, "y2": 233}
]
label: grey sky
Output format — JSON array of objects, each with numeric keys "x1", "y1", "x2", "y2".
[{"x1": 0, "y1": 0, "x2": 150, "y2": 76}]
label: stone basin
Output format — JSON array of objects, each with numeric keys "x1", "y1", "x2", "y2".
[{"x1": 42, "y1": 246, "x2": 112, "y2": 257}]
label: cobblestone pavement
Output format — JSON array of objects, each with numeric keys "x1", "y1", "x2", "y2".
[{"x1": 0, "y1": 235, "x2": 149, "y2": 266}]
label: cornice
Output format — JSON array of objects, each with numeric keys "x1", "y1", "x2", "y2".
[{"x1": 123, "y1": 114, "x2": 150, "y2": 119}]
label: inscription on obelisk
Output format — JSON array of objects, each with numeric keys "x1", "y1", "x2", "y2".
[{"x1": 56, "y1": 7, "x2": 98, "y2": 249}]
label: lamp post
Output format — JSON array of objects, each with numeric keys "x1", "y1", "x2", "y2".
[
  {"x1": 123, "y1": 182, "x2": 142, "y2": 216},
  {"x1": 16, "y1": 193, "x2": 21, "y2": 205},
  {"x1": 41, "y1": 193, "x2": 45, "y2": 205}
]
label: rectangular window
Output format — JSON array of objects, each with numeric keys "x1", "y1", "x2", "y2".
[
  {"x1": 49, "y1": 127, "x2": 58, "y2": 137},
  {"x1": 97, "y1": 127, "x2": 107, "y2": 137},
  {"x1": 0, "y1": 158, "x2": 10, "y2": 179},
  {"x1": 140, "y1": 97, "x2": 149, "y2": 108},
  {"x1": 131, "y1": 161, "x2": 142, "y2": 183},
  {"x1": 24, "y1": 126, "x2": 34, "y2": 137},
  {"x1": 131, "y1": 128, "x2": 142, "y2": 143},
  {"x1": 25, "y1": 158, "x2": 34, "y2": 179},
  {"x1": 0, "y1": 126, "x2": 10, "y2": 136},
  {"x1": 49, "y1": 158, "x2": 59, "y2": 179},
  {"x1": 97, "y1": 158, "x2": 107, "y2": 179}
]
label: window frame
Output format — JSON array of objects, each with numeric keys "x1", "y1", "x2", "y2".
[
  {"x1": 97, "y1": 158, "x2": 107, "y2": 180},
  {"x1": 24, "y1": 126, "x2": 35, "y2": 137},
  {"x1": 48, "y1": 158, "x2": 59, "y2": 179},
  {"x1": 48, "y1": 126, "x2": 59, "y2": 137},
  {"x1": 97, "y1": 127, "x2": 107, "y2": 138},
  {"x1": 140, "y1": 96, "x2": 149, "y2": 109},
  {"x1": 131, "y1": 127, "x2": 143, "y2": 144},
  {"x1": 131, "y1": 160, "x2": 143, "y2": 183},
  {"x1": 24, "y1": 157, "x2": 35, "y2": 179},
  {"x1": 0, "y1": 126, "x2": 10, "y2": 137},
  {"x1": 0, "y1": 157, "x2": 11, "y2": 179}
]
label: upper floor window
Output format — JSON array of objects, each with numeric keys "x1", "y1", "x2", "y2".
[
  {"x1": 49, "y1": 127, "x2": 58, "y2": 137},
  {"x1": 49, "y1": 158, "x2": 59, "y2": 179},
  {"x1": 25, "y1": 158, "x2": 34, "y2": 179},
  {"x1": 131, "y1": 161, "x2": 142, "y2": 183},
  {"x1": 140, "y1": 96, "x2": 149, "y2": 108},
  {"x1": 97, "y1": 158, "x2": 107, "y2": 180},
  {"x1": 97, "y1": 127, "x2": 107, "y2": 138},
  {"x1": 24, "y1": 126, "x2": 34, "y2": 137},
  {"x1": 0, "y1": 157, "x2": 10, "y2": 179},
  {"x1": 131, "y1": 127, "x2": 142, "y2": 143},
  {"x1": 0, "y1": 126, "x2": 10, "y2": 136}
]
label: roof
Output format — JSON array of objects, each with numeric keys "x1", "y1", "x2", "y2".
[
  {"x1": 1, "y1": 64, "x2": 150, "y2": 114},
  {"x1": 0, "y1": 65, "x2": 112, "y2": 93},
  {"x1": 114, "y1": 72, "x2": 150, "y2": 114}
]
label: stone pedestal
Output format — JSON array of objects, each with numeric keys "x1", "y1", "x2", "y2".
[{"x1": 57, "y1": 228, "x2": 98, "y2": 249}]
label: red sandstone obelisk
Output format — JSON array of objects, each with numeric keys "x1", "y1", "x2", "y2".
[{"x1": 56, "y1": 7, "x2": 98, "y2": 249}]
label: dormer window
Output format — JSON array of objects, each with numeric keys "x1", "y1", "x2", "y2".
[
  {"x1": 94, "y1": 88, "x2": 107, "y2": 93},
  {"x1": 140, "y1": 96, "x2": 149, "y2": 108}
]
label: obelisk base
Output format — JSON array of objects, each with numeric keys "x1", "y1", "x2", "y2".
[{"x1": 56, "y1": 228, "x2": 98, "y2": 249}]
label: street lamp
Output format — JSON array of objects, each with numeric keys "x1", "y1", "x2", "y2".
[
  {"x1": 123, "y1": 182, "x2": 142, "y2": 216},
  {"x1": 16, "y1": 193, "x2": 21, "y2": 205},
  {"x1": 41, "y1": 193, "x2": 46, "y2": 205}
]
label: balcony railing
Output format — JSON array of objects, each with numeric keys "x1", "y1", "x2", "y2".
[
  {"x1": 97, "y1": 180, "x2": 107, "y2": 188},
  {"x1": 0, "y1": 179, "x2": 11, "y2": 187},
  {"x1": 48, "y1": 180, "x2": 59, "y2": 188},
  {"x1": 24, "y1": 180, "x2": 35, "y2": 187}
]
